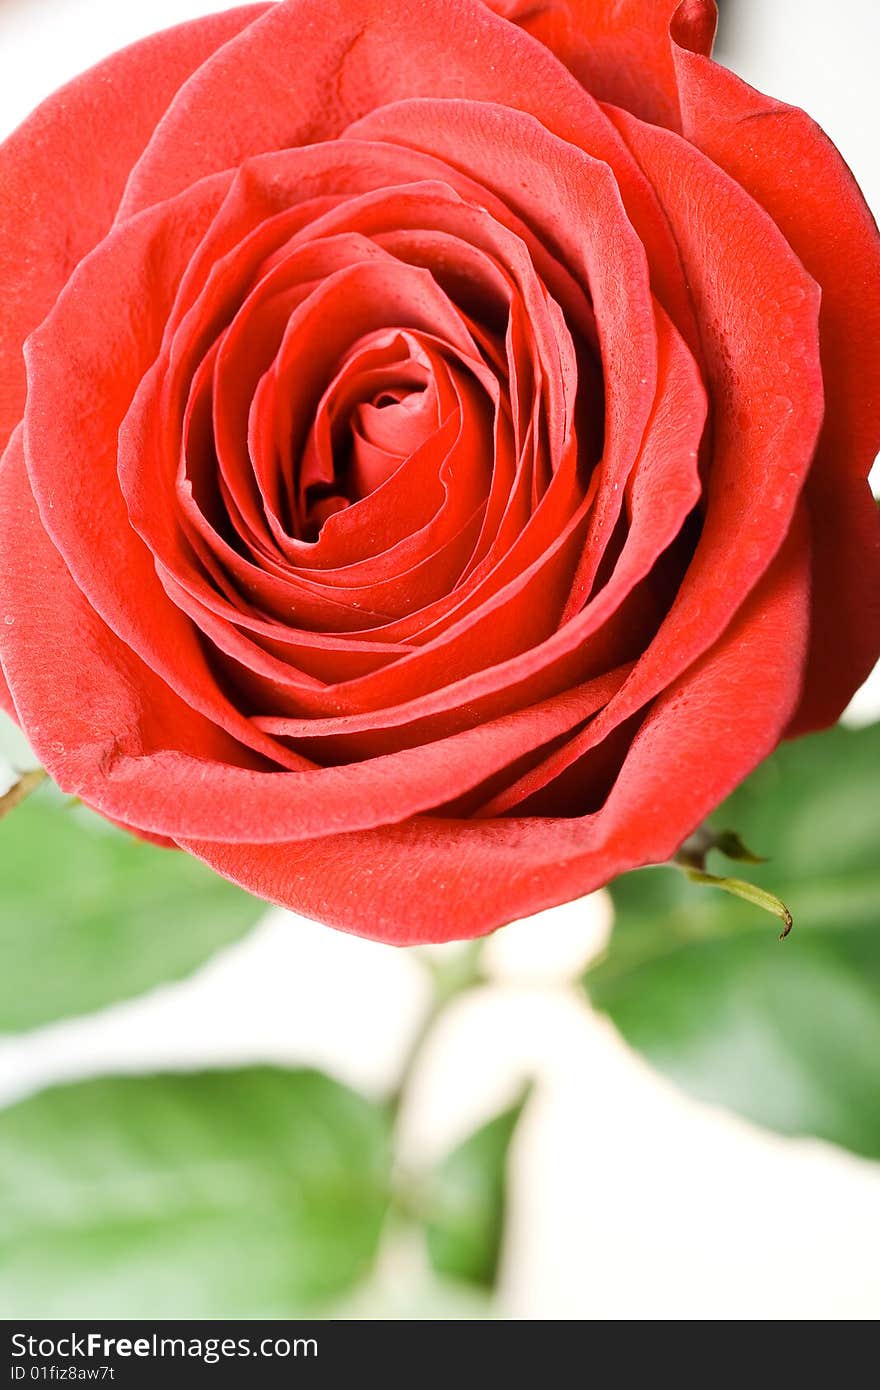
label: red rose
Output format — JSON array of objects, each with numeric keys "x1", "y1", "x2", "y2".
[{"x1": 0, "y1": 0, "x2": 877, "y2": 942}]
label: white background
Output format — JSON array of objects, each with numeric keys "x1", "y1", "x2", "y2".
[{"x1": 0, "y1": 0, "x2": 878, "y2": 1319}]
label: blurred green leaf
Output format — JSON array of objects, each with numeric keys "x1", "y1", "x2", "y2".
[
  {"x1": 335, "y1": 1258, "x2": 498, "y2": 1319},
  {"x1": 584, "y1": 721, "x2": 880, "y2": 1159},
  {"x1": 0, "y1": 781, "x2": 264, "y2": 1032},
  {"x1": 422, "y1": 1088, "x2": 529, "y2": 1287},
  {"x1": 0, "y1": 1067, "x2": 391, "y2": 1317}
]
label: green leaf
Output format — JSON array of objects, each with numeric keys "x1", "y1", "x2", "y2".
[
  {"x1": 0, "y1": 1067, "x2": 391, "y2": 1318},
  {"x1": 421, "y1": 1088, "x2": 529, "y2": 1288},
  {"x1": 0, "y1": 781, "x2": 265, "y2": 1032},
  {"x1": 335, "y1": 1256, "x2": 498, "y2": 1319},
  {"x1": 677, "y1": 866, "x2": 793, "y2": 938},
  {"x1": 584, "y1": 721, "x2": 880, "y2": 1159}
]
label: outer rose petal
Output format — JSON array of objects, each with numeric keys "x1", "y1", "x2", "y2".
[
  {"x1": 181, "y1": 519, "x2": 810, "y2": 944},
  {"x1": 0, "y1": 427, "x2": 268, "y2": 784},
  {"x1": 17, "y1": 168, "x2": 296, "y2": 771},
  {"x1": 0, "y1": 431, "x2": 633, "y2": 845},
  {"x1": 118, "y1": 0, "x2": 703, "y2": 349},
  {"x1": 483, "y1": 0, "x2": 717, "y2": 130},
  {"x1": 0, "y1": 3, "x2": 269, "y2": 459},
  {"x1": 669, "y1": 39, "x2": 880, "y2": 730},
  {"x1": 119, "y1": 0, "x2": 650, "y2": 214}
]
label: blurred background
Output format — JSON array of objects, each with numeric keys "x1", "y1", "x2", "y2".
[{"x1": 0, "y1": 0, "x2": 878, "y2": 1320}]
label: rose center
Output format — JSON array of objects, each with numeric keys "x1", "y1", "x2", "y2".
[{"x1": 296, "y1": 332, "x2": 438, "y2": 542}]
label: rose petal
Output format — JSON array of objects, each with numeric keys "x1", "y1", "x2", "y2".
[
  {"x1": 671, "y1": 37, "x2": 880, "y2": 730},
  {"x1": 0, "y1": 426, "x2": 272, "y2": 789},
  {"x1": 479, "y1": 305, "x2": 705, "y2": 812},
  {"x1": 0, "y1": 432, "x2": 640, "y2": 841},
  {"x1": 483, "y1": 0, "x2": 717, "y2": 130},
  {"x1": 117, "y1": 0, "x2": 700, "y2": 348},
  {"x1": 19, "y1": 171, "x2": 293, "y2": 766},
  {"x1": 180, "y1": 521, "x2": 809, "y2": 943},
  {"x1": 0, "y1": 3, "x2": 268, "y2": 457}
]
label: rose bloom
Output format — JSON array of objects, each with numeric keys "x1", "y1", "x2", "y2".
[{"x1": 0, "y1": 0, "x2": 877, "y2": 941}]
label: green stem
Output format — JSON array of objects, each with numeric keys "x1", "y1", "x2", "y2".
[
  {"x1": 388, "y1": 938, "x2": 487, "y2": 1121},
  {"x1": 0, "y1": 768, "x2": 46, "y2": 820}
]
